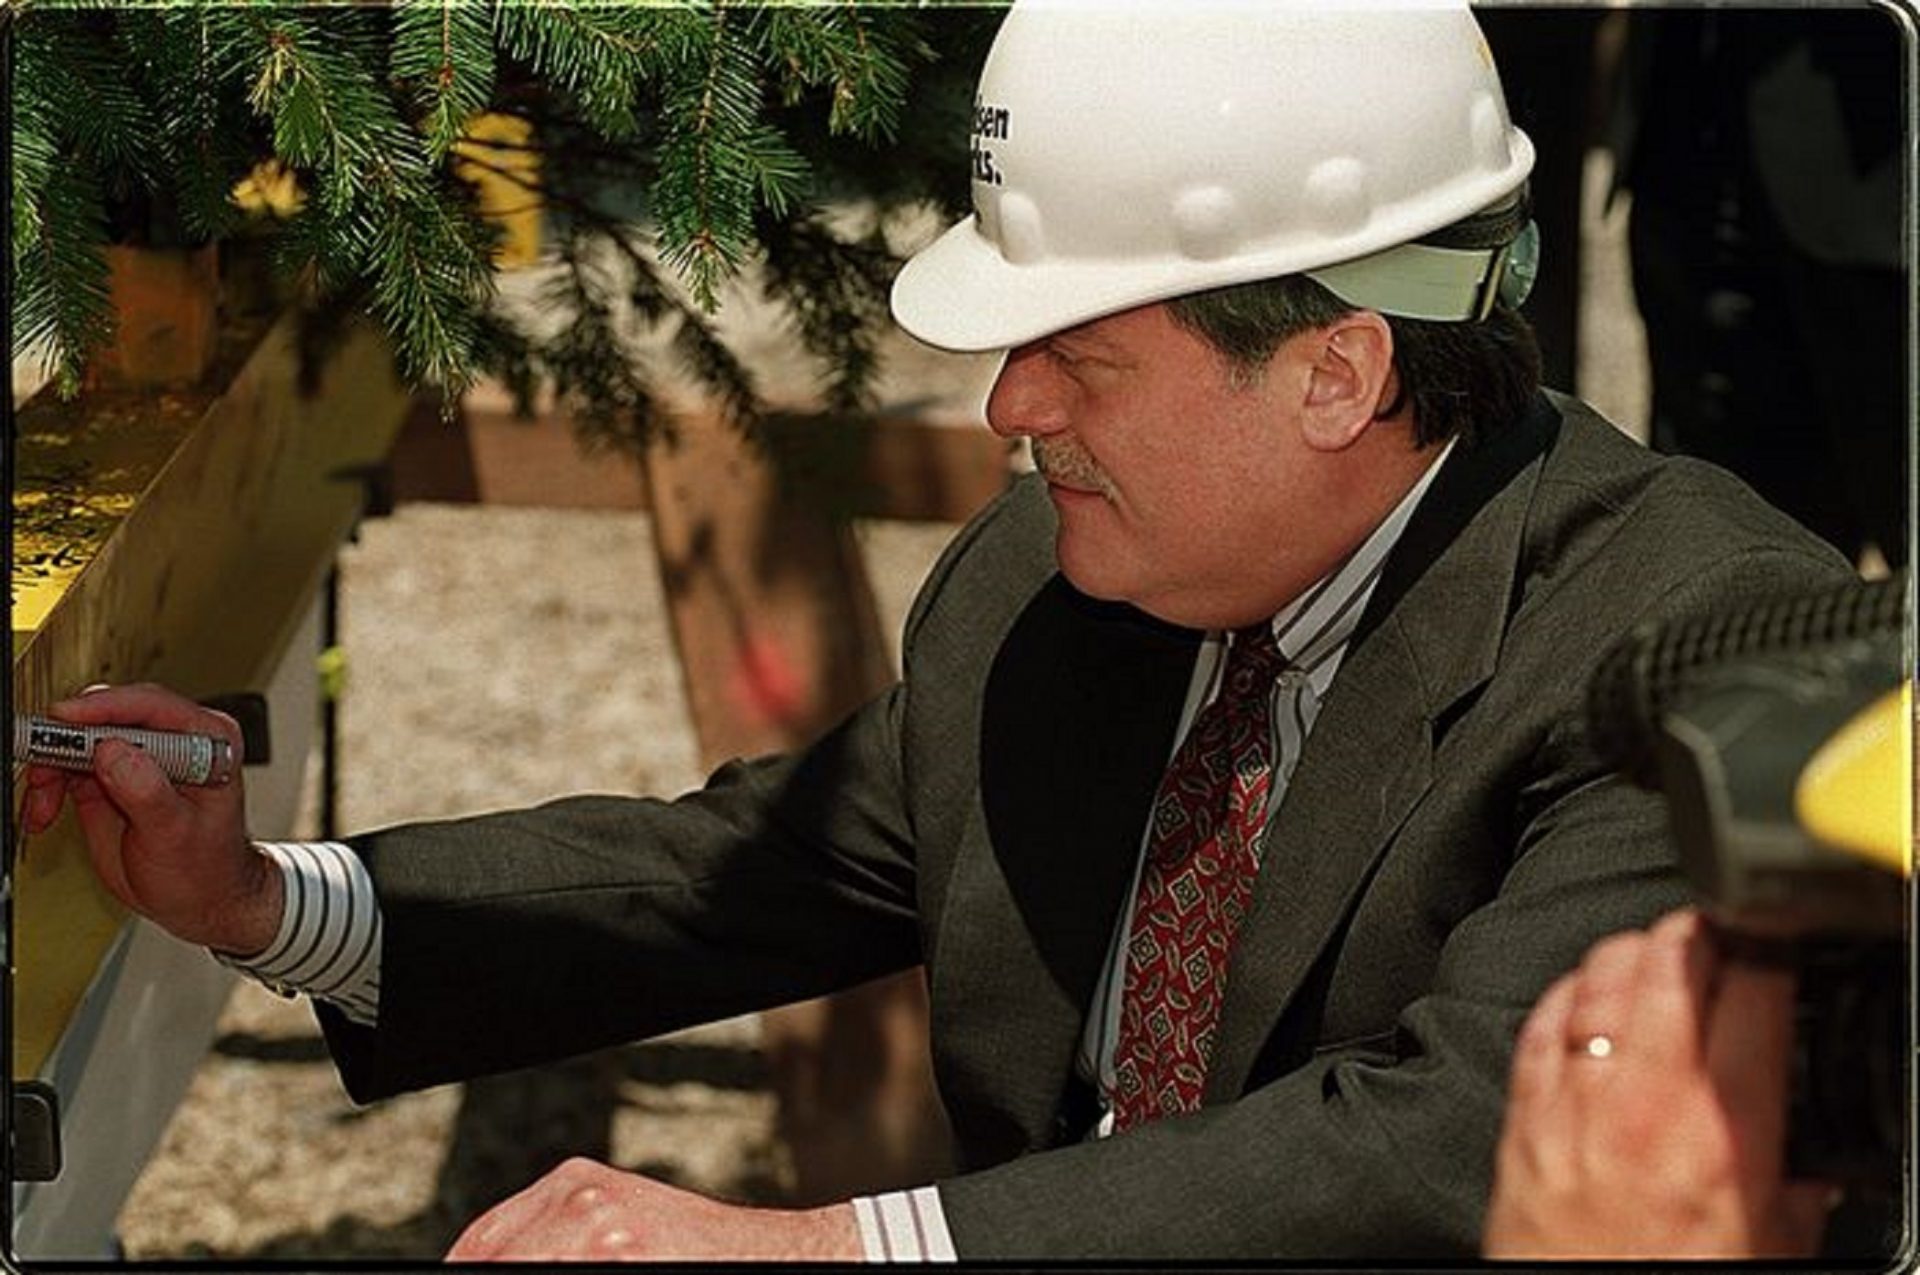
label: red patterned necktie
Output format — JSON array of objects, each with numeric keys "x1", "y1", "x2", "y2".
[{"x1": 1112, "y1": 622, "x2": 1287, "y2": 1130}]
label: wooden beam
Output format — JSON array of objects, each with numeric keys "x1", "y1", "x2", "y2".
[
  {"x1": 642, "y1": 408, "x2": 894, "y2": 766},
  {"x1": 640, "y1": 403, "x2": 969, "y2": 1198},
  {"x1": 388, "y1": 383, "x2": 651, "y2": 511},
  {"x1": 388, "y1": 380, "x2": 1015, "y2": 526},
  {"x1": 12, "y1": 314, "x2": 412, "y2": 1080}
]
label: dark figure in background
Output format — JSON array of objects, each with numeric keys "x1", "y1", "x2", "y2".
[
  {"x1": 1477, "y1": 10, "x2": 1606, "y2": 394},
  {"x1": 1621, "y1": 9, "x2": 1908, "y2": 569}
]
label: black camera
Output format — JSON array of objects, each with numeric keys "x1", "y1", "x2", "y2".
[{"x1": 1587, "y1": 576, "x2": 1908, "y2": 1185}]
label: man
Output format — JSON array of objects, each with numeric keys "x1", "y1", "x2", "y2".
[{"x1": 24, "y1": 1, "x2": 1850, "y2": 1259}]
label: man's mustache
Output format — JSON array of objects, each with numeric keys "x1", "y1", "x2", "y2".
[{"x1": 1031, "y1": 437, "x2": 1116, "y2": 499}]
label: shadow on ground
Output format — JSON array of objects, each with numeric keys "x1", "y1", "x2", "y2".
[{"x1": 179, "y1": 1038, "x2": 790, "y2": 1262}]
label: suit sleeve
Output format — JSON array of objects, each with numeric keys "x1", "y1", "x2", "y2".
[
  {"x1": 317, "y1": 682, "x2": 925, "y2": 1103},
  {"x1": 935, "y1": 543, "x2": 1853, "y2": 1258}
]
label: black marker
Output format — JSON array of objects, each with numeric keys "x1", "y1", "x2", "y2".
[{"x1": 13, "y1": 715, "x2": 237, "y2": 787}]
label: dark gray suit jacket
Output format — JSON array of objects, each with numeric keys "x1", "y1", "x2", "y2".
[{"x1": 319, "y1": 392, "x2": 1849, "y2": 1257}]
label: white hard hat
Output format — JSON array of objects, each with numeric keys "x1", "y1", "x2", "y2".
[{"x1": 891, "y1": 0, "x2": 1537, "y2": 352}]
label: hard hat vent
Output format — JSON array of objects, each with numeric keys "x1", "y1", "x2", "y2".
[
  {"x1": 997, "y1": 192, "x2": 1047, "y2": 265},
  {"x1": 1304, "y1": 158, "x2": 1371, "y2": 238},
  {"x1": 1469, "y1": 94, "x2": 1511, "y2": 173},
  {"x1": 1171, "y1": 187, "x2": 1242, "y2": 262}
]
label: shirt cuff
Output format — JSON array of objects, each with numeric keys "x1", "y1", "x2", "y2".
[
  {"x1": 850, "y1": 1187, "x2": 956, "y2": 1262},
  {"x1": 211, "y1": 841, "x2": 382, "y2": 1027}
]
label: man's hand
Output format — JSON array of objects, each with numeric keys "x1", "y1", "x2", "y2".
[
  {"x1": 444, "y1": 1158, "x2": 864, "y2": 1262},
  {"x1": 1484, "y1": 908, "x2": 1834, "y2": 1259},
  {"x1": 19, "y1": 683, "x2": 277, "y2": 955}
]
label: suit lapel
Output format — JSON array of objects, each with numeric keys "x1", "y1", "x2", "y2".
[
  {"x1": 941, "y1": 577, "x2": 1199, "y2": 1151},
  {"x1": 1205, "y1": 398, "x2": 1563, "y2": 1100}
]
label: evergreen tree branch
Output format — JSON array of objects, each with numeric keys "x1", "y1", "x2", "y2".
[
  {"x1": 763, "y1": 7, "x2": 921, "y2": 143},
  {"x1": 11, "y1": 37, "x2": 57, "y2": 270},
  {"x1": 363, "y1": 171, "x2": 495, "y2": 391},
  {"x1": 10, "y1": 2, "x2": 983, "y2": 436},
  {"x1": 129, "y1": 10, "x2": 255, "y2": 243},
  {"x1": 24, "y1": 16, "x2": 160, "y2": 194},
  {"x1": 271, "y1": 196, "x2": 374, "y2": 298},
  {"x1": 11, "y1": 16, "x2": 115, "y2": 393},
  {"x1": 16, "y1": 162, "x2": 115, "y2": 397},
  {"x1": 243, "y1": 9, "x2": 421, "y2": 212},
  {"x1": 394, "y1": 0, "x2": 496, "y2": 161},
  {"x1": 654, "y1": 4, "x2": 787, "y2": 309},
  {"x1": 493, "y1": 4, "x2": 681, "y2": 140}
]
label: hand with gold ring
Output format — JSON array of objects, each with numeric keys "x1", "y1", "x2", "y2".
[{"x1": 1483, "y1": 908, "x2": 1836, "y2": 1259}]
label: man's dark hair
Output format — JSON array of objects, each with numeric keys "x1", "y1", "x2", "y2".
[{"x1": 1166, "y1": 212, "x2": 1544, "y2": 449}]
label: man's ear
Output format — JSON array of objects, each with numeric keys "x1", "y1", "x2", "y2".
[{"x1": 1299, "y1": 311, "x2": 1397, "y2": 452}]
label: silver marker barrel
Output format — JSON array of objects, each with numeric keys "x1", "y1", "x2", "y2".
[{"x1": 14, "y1": 716, "x2": 236, "y2": 787}]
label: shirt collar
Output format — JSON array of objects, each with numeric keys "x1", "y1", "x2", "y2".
[{"x1": 1259, "y1": 437, "x2": 1457, "y2": 686}]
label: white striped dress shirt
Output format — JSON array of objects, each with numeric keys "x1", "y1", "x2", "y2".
[
  {"x1": 215, "y1": 841, "x2": 381, "y2": 1025},
  {"x1": 219, "y1": 441, "x2": 1451, "y2": 1261}
]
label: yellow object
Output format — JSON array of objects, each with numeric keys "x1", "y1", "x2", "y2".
[
  {"x1": 317, "y1": 644, "x2": 349, "y2": 702},
  {"x1": 230, "y1": 158, "x2": 306, "y2": 218},
  {"x1": 1794, "y1": 683, "x2": 1913, "y2": 876},
  {"x1": 454, "y1": 113, "x2": 544, "y2": 268},
  {"x1": 231, "y1": 113, "x2": 544, "y2": 263},
  {"x1": 13, "y1": 487, "x2": 142, "y2": 637}
]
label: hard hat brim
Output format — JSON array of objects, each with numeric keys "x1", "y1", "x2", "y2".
[
  {"x1": 890, "y1": 140, "x2": 1535, "y2": 353},
  {"x1": 890, "y1": 217, "x2": 1246, "y2": 353}
]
